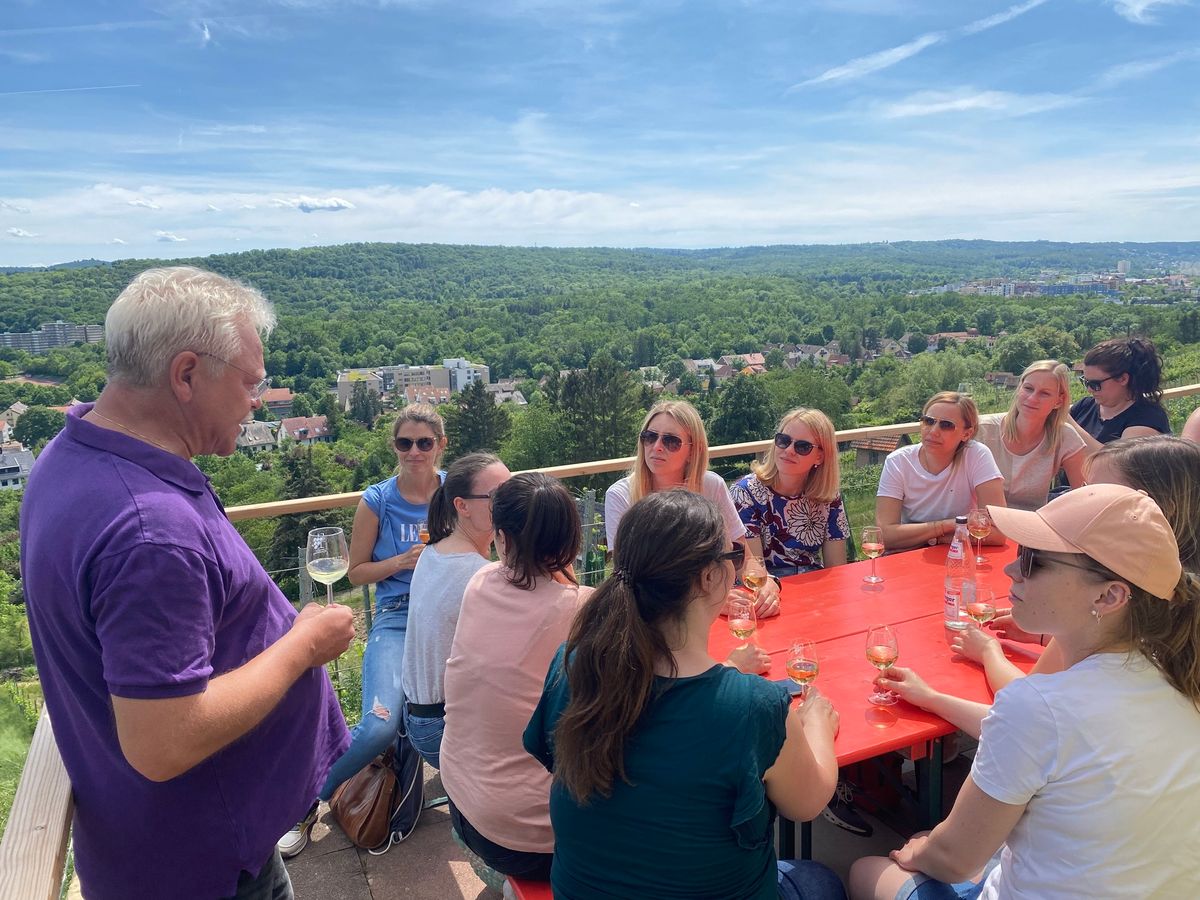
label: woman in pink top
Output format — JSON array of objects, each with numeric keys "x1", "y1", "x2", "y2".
[{"x1": 439, "y1": 472, "x2": 591, "y2": 881}]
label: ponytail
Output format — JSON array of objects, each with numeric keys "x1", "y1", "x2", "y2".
[{"x1": 427, "y1": 452, "x2": 501, "y2": 545}]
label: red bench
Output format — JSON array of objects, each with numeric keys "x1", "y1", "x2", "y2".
[{"x1": 507, "y1": 876, "x2": 553, "y2": 899}]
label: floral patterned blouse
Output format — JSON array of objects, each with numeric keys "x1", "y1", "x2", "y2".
[{"x1": 730, "y1": 474, "x2": 849, "y2": 574}]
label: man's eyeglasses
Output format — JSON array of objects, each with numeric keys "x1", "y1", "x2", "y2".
[
  {"x1": 198, "y1": 351, "x2": 269, "y2": 400},
  {"x1": 640, "y1": 429, "x2": 689, "y2": 453},
  {"x1": 774, "y1": 433, "x2": 816, "y2": 455},
  {"x1": 1016, "y1": 545, "x2": 1102, "y2": 579},
  {"x1": 919, "y1": 415, "x2": 958, "y2": 432},
  {"x1": 716, "y1": 545, "x2": 746, "y2": 573},
  {"x1": 1078, "y1": 373, "x2": 1119, "y2": 392},
  {"x1": 395, "y1": 436, "x2": 437, "y2": 452}
]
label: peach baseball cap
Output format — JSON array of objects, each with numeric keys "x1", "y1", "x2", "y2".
[{"x1": 988, "y1": 483, "x2": 1181, "y2": 600}]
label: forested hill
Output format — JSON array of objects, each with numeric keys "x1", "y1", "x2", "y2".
[{"x1": 3, "y1": 240, "x2": 1198, "y2": 381}]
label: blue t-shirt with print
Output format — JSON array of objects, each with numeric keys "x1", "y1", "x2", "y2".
[{"x1": 361, "y1": 473, "x2": 442, "y2": 609}]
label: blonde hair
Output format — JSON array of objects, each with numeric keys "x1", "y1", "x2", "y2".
[
  {"x1": 751, "y1": 407, "x2": 840, "y2": 503},
  {"x1": 628, "y1": 400, "x2": 709, "y2": 503},
  {"x1": 924, "y1": 391, "x2": 980, "y2": 461},
  {"x1": 1001, "y1": 360, "x2": 1071, "y2": 456},
  {"x1": 392, "y1": 403, "x2": 446, "y2": 472}
]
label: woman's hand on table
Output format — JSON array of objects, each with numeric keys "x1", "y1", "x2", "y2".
[
  {"x1": 876, "y1": 666, "x2": 937, "y2": 709},
  {"x1": 797, "y1": 687, "x2": 839, "y2": 738},
  {"x1": 753, "y1": 579, "x2": 781, "y2": 618},
  {"x1": 725, "y1": 644, "x2": 771, "y2": 674},
  {"x1": 987, "y1": 611, "x2": 1042, "y2": 645},
  {"x1": 950, "y1": 623, "x2": 1003, "y2": 664}
]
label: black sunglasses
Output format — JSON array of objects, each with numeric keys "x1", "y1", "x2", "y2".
[
  {"x1": 1016, "y1": 545, "x2": 1102, "y2": 579},
  {"x1": 640, "y1": 429, "x2": 689, "y2": 453},
  {"x1": 774, "y1": 433, "x2": 816, "y2": 455},
  {"x1": 395, "y1": 436, "x2": 437, "y2": 452},
  {"x1": 1078, "y1": 373, "x2": 1120, "y2": 392},
  {"x1": 716, "y1": 545, "x2": 746, "y2": 573},
  {"x1": 919, "y1": 415, "x2": 959, "y2": 432},
  {"x1": 460, "y1": 489, "x2": 498, "y2": 500}
]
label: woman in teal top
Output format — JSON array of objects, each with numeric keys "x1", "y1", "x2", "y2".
[{"x1": 524, "y1": 490, "x2": 847, "y2": 900}]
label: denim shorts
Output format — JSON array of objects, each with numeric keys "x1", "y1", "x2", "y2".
[{"x1": 894, "y1": 853, "x2": 1000, "y2": 900}]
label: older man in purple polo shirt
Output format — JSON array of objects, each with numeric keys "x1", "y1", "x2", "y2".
[{"x1": 20, "y1": 267, "x2": 354, "y2": 900}]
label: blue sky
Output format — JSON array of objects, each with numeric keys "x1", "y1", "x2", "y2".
[{"x1": 2, "y1": 0, "x2": 1198, "y2": 266}]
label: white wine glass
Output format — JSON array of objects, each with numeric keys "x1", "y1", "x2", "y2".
[
  {"x1": 965, "y1": 585, "x2": 997, "y2": 626},
  {"x1": 861, "y1": 526, "x2": 884, "y2": 584},
  {"x1": 726, "y1": 589, "x2": 757, "y2": 649},
  {"x1": 786, "y1": 639, "x2": 818, "y2": 703},
  {"x1": 865, "y1": 623, "x2": 899, "y2": 706},
  {"x1": 967, "y1": 508, "x2": 991, "y2": 566},
  {"x1": 742, "y1": 555, "x2": 768, "y2": 600},
  {"x1": 306, "y1": 526, "x2": 349, "y2": 606}
]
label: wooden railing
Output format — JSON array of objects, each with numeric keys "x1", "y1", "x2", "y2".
[{"x1": 6, "y1": 385, "x2": 1200, "y2": 899}]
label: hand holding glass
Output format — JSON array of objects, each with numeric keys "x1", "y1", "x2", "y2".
[
  {"x1": 306, "y1": 526, "x2": 349, "y2": 606},
  {"x1": 861, "y1": 526, "x2": 884, "y2": 584},
  {"x1": 865, "y1": 623, "x2": 899, "y2": 706},
  {"x1": 727, "y1": 590, "x2": 757, "y2": 648},
  {"x1": 967, "y1": 508, "x2": 992, "y2": 566},
  {"x1": 741, "y1": 556, "x2": 768, "y2": 598},
  {"x1": 786, "y1": 639, "x2": 819, "y2": 703}
]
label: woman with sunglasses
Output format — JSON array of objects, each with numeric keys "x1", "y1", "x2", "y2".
[
  {"x1": 731, "y1": 407, "x2": 849, "y2": 576},
  {"x1": 850, "y1": 484, "x2": 1200, "y2": 900},
  {"x1": 312, "y1": 404, "x2": 447, "y2": 804},
  {"x1": 401, "y1": 451, "x2": 511, "y2": 769},
  {"x1": 1070, "y1": 337, "x2": 1169, "y2": 451},
  {"x1": 525, "y1": 490, "x2": 845, "y2": 900},
  {"x1": 974, "y1": 361, "x2": 1087, "y2": 510},
  {"x1": 876, "y1": 392, "x2": 1006, "y2": 552}
]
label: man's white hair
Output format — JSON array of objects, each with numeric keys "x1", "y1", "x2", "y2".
[{"x1": 105, "y1": 266, "x2": 276, "y2": 387}]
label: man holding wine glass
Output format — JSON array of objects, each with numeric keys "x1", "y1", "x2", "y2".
[{"x1": 20, "y1": 267, "x2": 354, "y2": 900}]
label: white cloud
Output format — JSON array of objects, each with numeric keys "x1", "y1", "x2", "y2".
[
  {"x1": 272, "y1": 195, "x2": 355, "y2": 212},
  {"x1": 195, "y1": 20, "x2": 212, "y2": 46},
  {"x1": 792, "y1": 33, "x2": 943, "y2": 89},
  {"x1": 1, "y1": 199, "x2": 31, "y2": 214},
  {"x1": 960, "y1": 0, "x2": 1048, "y2": 36},
  {"x1": 881, "y1": 88, "x2": 1076, "y2": 118},
  {"x1": 1094, "y1": 48, "x2": 1200, "y2": 88},
  {"x1": 109, "y1": 238, "x2": 127, "y2": 245},
  {"x1": 1110, "y1": 0, "x2": 1189, "y2": 23},
  {"x1": 7, "y1": 227, "x2": 38, "y2": 238},
  {"x1": 128, "y1": 198, "x2": 161, "y2": 209},
  {"x1": 155, "y1": 231, "x2": 187, "y2": 242},
  {"x1": 206, "y1": 203, "x2": 222, "y2": 211}
]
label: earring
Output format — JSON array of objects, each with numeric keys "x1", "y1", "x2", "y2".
[{"x1": 1092, "y1": 608, "x2": 1102, "y2": 622}]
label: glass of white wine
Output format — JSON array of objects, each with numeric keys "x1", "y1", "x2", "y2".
[
  {"x1": 861, "y1": 526, "x2": 884, "y2": 584},
  {"x1": 306, "y1": 526, "x2": 349, "y2": 606},
  {"x1": 865, "y1": 623, "x2": 899, "y2": 706},
  {"x1": 742, "y1": 555, "x2": 768, "y2": 599},
  {"x1": 965, "y1": 585, "x2": 997, "y2": 625},
  {"x1": 967, "y1": 508, "x2": 991, "y2": 566},
  {"x1": 786, "y1": 639, "x2": 818, "y2": 703},
  {"x1": 726, "y1": 590, "x2": 757, "y2": 649}
]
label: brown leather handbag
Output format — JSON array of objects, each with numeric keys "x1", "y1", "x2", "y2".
[{"x1": 329, "y1": 747, "x2": 399, "y2": 850}]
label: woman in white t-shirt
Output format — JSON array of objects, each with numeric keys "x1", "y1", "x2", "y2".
[
  {"x1": 850, "y1": 484, "x2": 1200, "y2": 900},
  {"x1": 876, "y1": 392, "x2": 1007, "y2": 551},
  {"x1": 974, "y1": 361, "x2": 1086, "y2": 511}
]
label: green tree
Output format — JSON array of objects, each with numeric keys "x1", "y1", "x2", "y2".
[
  {"x1": 550, "y1": 352, "x2": 642, "y2": 476},
  {"x1": 348, "y1": 382, "x2": 382, "y2": 429},
  {"x1": 290, "y1": 394, "x2": 314, "y2": 417},
  {"x1": 269, "y1": 448, "x2": 339, "y2": 600},
  {"x1": 765, "y1": 348, "x2": 786, "y2": 371},
  {"x1": 13, "y1": 407, "x2": 66, "y2": 447},
  {"x1": 500, "y1": 399, "x2": 570, "y2": 471},
  {"x1": 907, "y1": 332, "x2": 928, "y2": 355},
  {"x1": 443, "y1": 381, "x2": 512, "y2": 459},
  {"x1": 708, "y1": 375, "x2": 776, "y2": 445}
]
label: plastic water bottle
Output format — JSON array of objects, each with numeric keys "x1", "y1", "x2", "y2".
[{"x1": 944, "y1": 515, "x2": 976, "y2": 634}]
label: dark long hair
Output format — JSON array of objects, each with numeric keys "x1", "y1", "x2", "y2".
[
  {"x1": 491, "y1": 473, "x2": 580, "y2": 590},
  {"x1": 427, "y1": 452, "x2": 501, "y2": 544},
  {"x1": 1084, "y1": 337, "x2": 1163, "y2": 405},
  {"x1": 552, "y1": 490, "x2": 726, "y2": 803}
]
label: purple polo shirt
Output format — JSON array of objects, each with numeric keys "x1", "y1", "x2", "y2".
[{"x1": 19, "y1": 404, "x2": 349, "y2": 900}]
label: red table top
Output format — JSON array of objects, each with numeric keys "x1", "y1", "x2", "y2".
[{"x1": 708, "y1": 543, "x2": 1035, "y2": 766}]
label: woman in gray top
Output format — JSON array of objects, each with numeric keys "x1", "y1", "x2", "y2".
[{"x1": 401, "y1": 451, "x2": 511, "y2": 768}]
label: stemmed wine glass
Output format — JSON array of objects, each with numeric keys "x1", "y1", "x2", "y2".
[
  {"x1": 967, "y1": 508, "x2": 992, "y2": 566},
  {"x1": 965, "y1": 586, "x2": 997, "y2": 626},
  {"x1": 306, "y1": 526, "x2": 349, "y2": 606},
  {"x1": 786, "y1": 639, "x2": 818, "y2": 703},
  {"x1": 861, "y1": 526, "x2": 885, "y2": 584},
  {"x1": 726, "y1": 590, "x2": 757, "y2": 649},
  {"x1": 865, "y1": 623, "x2": 899, "y2": 706},
  {"x1": 417, "y1": 520, "x2": 430, "y2": 544},
  {"x1": 742, "y1": 555, "x2": 768, "y2": 599}
]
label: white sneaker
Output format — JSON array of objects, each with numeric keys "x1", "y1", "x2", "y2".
[{"x1": 278, "y1": 803, "x2": 319, "y2": 859}]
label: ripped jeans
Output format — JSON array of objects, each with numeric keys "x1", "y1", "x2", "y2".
[{"x1": 319, "y1": 596, "x2": 409, "y2": 801}]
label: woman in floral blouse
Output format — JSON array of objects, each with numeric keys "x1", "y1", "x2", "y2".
[{"x1": 730, "y1": 407, "x2": 849, "y2": 576}]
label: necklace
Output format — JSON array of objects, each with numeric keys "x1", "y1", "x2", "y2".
[{"x1": 88, "y1": 409, "x2": 179, "y2": 455}]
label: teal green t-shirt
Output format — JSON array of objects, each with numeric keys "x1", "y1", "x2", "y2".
[{"x1": 524, "y1": 645, "x2": 790, "y2": 900}]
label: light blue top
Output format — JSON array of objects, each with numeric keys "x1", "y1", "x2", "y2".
[{"x1": 361, "y1": 472, "x2": 443, "y2": 610}]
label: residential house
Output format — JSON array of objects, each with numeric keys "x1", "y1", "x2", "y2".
[
  {"x1": 850, "y1": 434, "x2": 913, "y2": 468},
  {"x1": 336, "y1": 369, "x2": 384, "y2": 409},
  {"x1": 236, "y1": 421, "x2": 279, "y2": 454},
  {"x1": 984, "y1": 372, "x2": 1021, "y2": 389},
  {"x1": 279, "y1": 415, "x2": 332, "y2": 445},
  {"x1": 404, "y1": 386, "x2": 452, "y2": 406},
  {"x1": 486, "y1": 384, "x2": 528, "y2": 406},
  {"x1": 261, "y1": 387, "x2": 294, "y2": 418},
  {"x1": 0, "y1": 449, "x2": 35, "y2": 490},
  {"x1": 2, "y1": 401, "x2": 28, "y2": 431}
]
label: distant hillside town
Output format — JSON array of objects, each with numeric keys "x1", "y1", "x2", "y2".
[{"x1": 0, "y1": 320, "x2": 104, "y2": 353}]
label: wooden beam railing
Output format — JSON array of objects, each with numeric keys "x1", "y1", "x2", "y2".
[{"x1": 7, "y1": 382, "x2": 1200, "y2": 899}]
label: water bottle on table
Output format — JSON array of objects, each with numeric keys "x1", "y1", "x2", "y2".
[{"x1": 943, "y1": 515, "x2": 976, "y2": 637}]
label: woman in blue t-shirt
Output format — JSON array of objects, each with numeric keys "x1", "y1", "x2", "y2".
[{"x1": 524, "y1": 490, "x2": 847, "y2": 900}]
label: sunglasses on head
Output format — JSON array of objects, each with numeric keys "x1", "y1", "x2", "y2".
[
  {"x1": 774, "y1": 433, "x2": 816, "y2": 455},
  {"x1": 716, "y1": 545, "x2": 746, "y2": 573},
  {"x1": 395, "y1": 436, "x2": 437, "y2": 452},
  {"x1": 919, "y1": 415, "x2": 959, "y2": 432},
  {"x1": 640, "y1": 429, "x2": 689, "y2": 453},
  {"x1": 1078, "y1": 373, "x2": 1120, "y2": 392},
  {"x1": 1016, "y1": 545, "x2": 1101, "y2": 579}
]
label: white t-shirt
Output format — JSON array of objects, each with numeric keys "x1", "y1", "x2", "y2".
[
  {"x1": 973, "y1": 653, "x2": 1200, "y2": 900},
  {"x1": 975, "y1": 413, "x2": 1086, "y2": 511},
  {"x1": 876, "y1": 442, "x2": 1002, "y2": 524},
  {"x1": 604, "y1": 470, "x2": 747, "y2": 549}
]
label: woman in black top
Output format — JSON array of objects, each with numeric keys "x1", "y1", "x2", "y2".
[{"x1": 1069, "y1": 337, "x2": 1169, "y2": 449}]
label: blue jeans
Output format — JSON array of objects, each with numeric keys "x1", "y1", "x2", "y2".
[
  {"x1": 404, "y1": 708, "x2": 445, "y2": 770},
  {"x1": 777, "y1": 859, "x2": 848, "y2": 900},
  {"x1": 224, "y1": 850, "x2": 292, "y2": 900},
  {"x1": 319, "y1": 597, "x2": 409, "y2": 800}
]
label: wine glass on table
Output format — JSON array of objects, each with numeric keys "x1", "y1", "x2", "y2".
[
  {"x1": 726, "y1": 590, "x2": 757, "y2": 649},
  {"x1": 742, "y1": 555, "x2": 768, "y2": 600},
  {"x1": 965, "y1": 586, "x2": 997, "y2": 626},
  {"x1": 861, "y1": 526, "x2": 884, "y2": 584},
  {"x1": 306, "y1": 526, "x2": 349, "y2": 606},
  {"x1": 865, "y1": 623, "x2": 899, "y2": 706},
  {"x1": 786, "y1": 639, "x2": 818, "y2": 703},
  {"x1": 967, "y1": 507, "x2": 991, "y2": 566}
]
